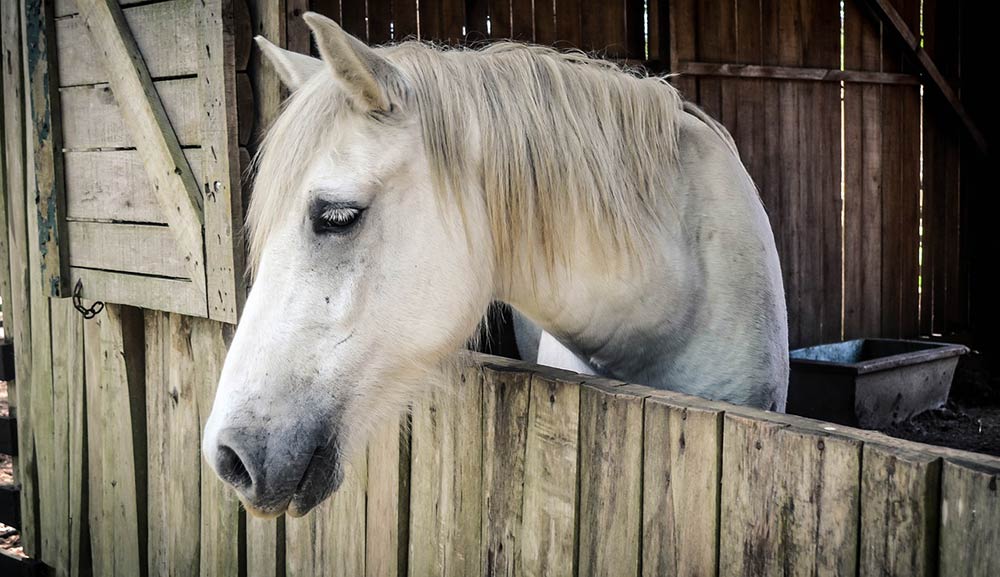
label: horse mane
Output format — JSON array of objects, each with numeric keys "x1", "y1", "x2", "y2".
[{"x1": 248, "y1": 41, "x2": 686, "y2": 278}]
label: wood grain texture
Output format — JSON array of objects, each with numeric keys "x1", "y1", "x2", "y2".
[
  {"x1": 642, "y1": 395, "x2": 721, "y2": 577},
  {"x1": 198, "y1": 0, "x2": 244, "y2": 323},
  {"x1": 145, "y1": 311, "x2": 201, "y2": 577},
  {"x1": 69, "y1": 267, "x2": 206, "y2": 317},
  {"x1": 939, "y1": 459, "x2": 1000, "y2": 576},
  {"x1": 67, "y1": 221, "x2": 187, "y2": 278},
  {"x1": 47, "y1": 297, "x2": 87, "y2": 577},
  {"x1": 408, "y1": 365, "x2": 483, "y2": 577},
  {"x1": 74, "y1": 0, "x2": 207, "y2": 291},
  {"x1": 85, "y1": 305, "x2": 147, "y2": 577},
  {"x1": 56, "y1": 0, "x2": 199, "y2": 87},
  {"x1": 480, "y1": 365, "x2": 531, "y2": 577},
  {"x1": 859, "y1": 443, "x2": 940, "y2": 577},
  {"x1": 63, "y1": 149, "x2": 202, "y2": 224},
  {"x1": 285, "y1": 453, "x2": 367, "y2": 577},
  {"x1": 60, "y1": 79, "x2": 202, "y2": 149},
  {"x1": 720, "y1": 414, "x2": 861, "y2": 575},
  {"x1": 577, "y1": 380, "x2": 645, "y2": 577},
  {"x1": 192, "y1": 317, "x2": 241, "y2": 577},
  {"x1": 1, "y1": 0, "x2": 39, "y2": 553},
  {"x1": 27, "y1": 0, "x2": 70, "y2": 297},
  {"x1": 365, "y1": 415, "x2": 410, "y2": 577},
  {"x1": 519, "y1": 372, "x2": 580, "y2": 577}
]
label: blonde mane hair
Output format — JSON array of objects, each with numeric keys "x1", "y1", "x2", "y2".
[{"x1": 248, "y1": 41, "x2": 685, "y2": 277}]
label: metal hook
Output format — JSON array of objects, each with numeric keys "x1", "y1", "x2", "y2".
[{"x1": 72, "y1": 279, "x2": 105, "y2": 320}]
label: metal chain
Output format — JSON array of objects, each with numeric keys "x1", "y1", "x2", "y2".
[{"x1": 72, "y1": 279, "x2": 105, "y2": 319}]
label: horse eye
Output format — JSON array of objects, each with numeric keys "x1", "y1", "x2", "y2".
[{"x1": 310, "y1": 202, "x2": 363, "y2": 234}]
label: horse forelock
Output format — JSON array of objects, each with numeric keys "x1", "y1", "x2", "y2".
[{"x1": 247, "y1": 41, "x2": 685, "y2": 278}]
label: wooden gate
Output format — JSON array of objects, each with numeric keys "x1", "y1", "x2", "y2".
[{"x1": 27, "y1": 0, "x2": 248, "y2": 321}]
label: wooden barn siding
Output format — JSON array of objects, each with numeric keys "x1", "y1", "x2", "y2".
[{"x1": 1, "y1": 1, "x2": 986, "y2": 577}]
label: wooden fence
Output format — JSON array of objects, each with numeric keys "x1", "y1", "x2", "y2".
[{"x1": 1, "y1": 0, "x2": 994, "y2": 576}]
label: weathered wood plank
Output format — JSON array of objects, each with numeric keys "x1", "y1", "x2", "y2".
[
  {"x1": 70, "y1": 267, "x2": 205, "y2": 318},
  {"x1": 60, "y1": 79, "x2": 202, "y2": 149},
  {"x1": 859, "y1": 443, "x2": 940, "y2": 577},
  {"x1": 67, "y1": 221, "x2": 188, "y2": 278},
  {"x1": 199, "y1": 0, "x2": 243, "y2": 323},
  {"x1": 145, "y1": 311, "x2": 201, "y2": 577},
  {"x1": 518, "y1": 372, "x2": 580, "y2": 577},
  {"x1": 577, "y1": 380, "x2": 645, "y2": 577},
  {"x1": 1, "y1": 0, "x2": 39, "y2": 553},
  {"x1": 75, "y1": 0, "x2": 206, "y2": 290},
  {"x1": 64, "y1": 149, "x2": 202, "y2": 224},
  {"x1": 720, "y1": 413, "x2": 861, "y2": 575},
  {"x1": 85, "y1": 304, "x2": 147, "y2": 577},
  {"x1": 939, "y1": 459, "x2": 1000, "y2": 576},
  {"x1": 480, "y1": 365, "x2": 531, "y2": 577},
  {"x1": 56, "y1": 0, "x2": 199, "y2": 87},
  {"x1": 642, "y1": 395, "x2": 721, "y2": 577},
  {"x1": 674, "y1": 61, "x2": 920, "y2": 85},
  {"x1": 285, "y1": 452, "x2": 367, "y2": 577},
  {"x1": 408, "y1": 365, "x2": 483, "y2": 577},
  {"x1": 191, "y1": 318, "x2": 240, "y2": 577},
  {"x1": 365, "y1": 415, "x2": 409, "y2": 577},
  {"x1": 27, "y1": 0, "x2": 71, "y2": 297},
  {"x1": 49, "y1": 298, "x2": 88, "y2": 577}
]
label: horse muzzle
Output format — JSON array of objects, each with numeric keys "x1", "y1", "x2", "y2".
[{"x1": 207, "y1": 419, "x2": 344, "y2": 517}]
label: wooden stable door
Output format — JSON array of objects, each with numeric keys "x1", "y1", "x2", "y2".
[{"x1": 26, "y1": 0, "x2": 244, "y2": 322}]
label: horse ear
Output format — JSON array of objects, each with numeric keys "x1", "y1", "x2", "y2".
[
  {"x1": 255, "y1": 36, "x2": 323, "y2": 91},
  {"x1": 302, "y1": 11, "x2": 396, "y2": 112}
]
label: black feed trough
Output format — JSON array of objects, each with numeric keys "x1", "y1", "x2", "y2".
[{"x1": 786, "y1": 338, "x2": 969, "y2": 429}]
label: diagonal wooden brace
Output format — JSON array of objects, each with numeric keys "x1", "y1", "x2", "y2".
[
  {"x1": 859, "y1": 0, "x2": 988, "y2": 154},
  {"x1": 75, "y1": 0, "x2": 207, "y2": 286}
]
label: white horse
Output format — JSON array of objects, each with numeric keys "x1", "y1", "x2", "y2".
[{"x1": 203, "y1": 12, "x2": 788, "y2": 517}]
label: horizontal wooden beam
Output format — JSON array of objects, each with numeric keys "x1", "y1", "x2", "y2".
[
  {"x1": 859, "y1": 0, "x2": 988, "y2": 154},
  {"x1": 674, "y1": 61, "x2": 920, "y2": 85}
]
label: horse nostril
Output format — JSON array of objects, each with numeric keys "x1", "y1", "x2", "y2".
[{"x1": 217, "y1": 444, "x2": 253, "y2": 490}]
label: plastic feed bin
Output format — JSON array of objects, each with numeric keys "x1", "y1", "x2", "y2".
[{"x1": 785, "y1": 338, "x2": 969, "y2": 429}]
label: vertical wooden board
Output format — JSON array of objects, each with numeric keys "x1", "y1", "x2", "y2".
[
  {"x1": 532, "y1": 0, "x2": 555, "y2": 45},
  {"x1": 859, "y1": 443, "x2": 940, "y2": 577},
  {"x1": 641, "y1": 398, "x2": 721, "y2": 577},
  {"x1": 720, "y1": 414, "x2": 861, "y2": 575},
  {"x1": 392, "y1": 0, "x2": 418, "y2": 40},
  {"x1": 553, "y1": 0, "x2": 581, "y2": 48},
  {"x1": 939, "y1": 459, "x2": 1000, "y2": 576},
  {"x1": 480, "y1": 366, "x2": 530, "y2": 577},
  {"x1": 339, "y1": 0, "x2": 367, "y2": 40},
  {"x1": 843, "y1": 0, "x2": 884, "y2": 339},
  {"x1": 200, "y1": 0, "x2": 245, "y2": 323},
  {"x1": 26, "y1": 0, "x2": 69, "y2": 297},
  {"x1": 85, "y1": 305, "x2": 146, "y2": 577},
  {"x1": 464, "y1": 0, "x2": 489, "y2": 41},
  {"x1": 190, "y1": 318, "x2": 241, "y2": 577},
  {"x1": 509, "y1": 0, "x2": 533, "y2": 42},
  {"x1": 366, "y1": 415, "x2": 410, "y2": 577},
  {"x1": 3, "y1": 0, "x2": 39, "y2": 553},
  {"x1": 247, "y1": 516, "x2": 283, "y2": 577},
  {"x1": 578, "y1": 0, "x2": 626, "y2": 57},
  {"x1": 285, "y1": 452, "x2": 367, "y2": 577},
  {"x1": 49, "y1": 298, "x2": 87, "y2": 577},
  {"x1": 145, "y1": 312, "x2": 201, "y2": 577},
  {"x1": 367, "y1": 0, "x2": 392, "y2": 44},
  {"x1": 518, "y1": 373, "x2": 579, "y2": 577},
  {"x1": 577, "y1": 382, "x2": 644, "y2": 577},
  {"x1": 408, "y1": 365, "x2": 483, "y2": 577}
]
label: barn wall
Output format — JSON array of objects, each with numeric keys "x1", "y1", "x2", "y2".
[{"x1": 2, "y1": 1, "x2": 989, "y2": 576}]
